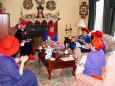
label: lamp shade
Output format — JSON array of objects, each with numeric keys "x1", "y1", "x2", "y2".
[{"x1": 77, "y1": 19, "x2": 87, "y2": 27}]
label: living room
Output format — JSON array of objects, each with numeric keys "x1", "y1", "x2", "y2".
[{"x1": 0, "y1": 0, "x2": 115, "y2": 86}]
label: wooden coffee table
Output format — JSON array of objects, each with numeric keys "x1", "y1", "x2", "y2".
[{"x1": 38, "y1": 49, "x2": 76, "y2": 79}]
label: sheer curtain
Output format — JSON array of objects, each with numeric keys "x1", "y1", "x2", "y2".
[{"x1": 94, "y1": 0, "x2": 104, "y2": 31}]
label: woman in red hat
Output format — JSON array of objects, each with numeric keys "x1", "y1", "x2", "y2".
[
  {"x1": 0, "y1": 35, "x2": 38, "y2": 86},
  {"x1": 79, "y1": 38, "x2": 105, "y2": 77},
  {"x1": 76, "y1": 27, "x2": 91, "y2": 53},
  {"x1": 83, "y1": 38, "x2": 105, "y2": 77},
  {"x1": 91, "y1": 30, "x2": 106, "y2": 54},
  {"x1": 15, "y1": 20, "x2": 28, "y2": 43},
  {"x1": 71, "y1": 28, "x2": 91, "y2": 68},
  {"x1": 70, "y1": 38, "x2": 105, "y2": 86},
  {"x1": 78, "y1": 28, "x2": 90, "y2": 45},
  {"x1": 15, "y1": 20, "x2": 35, "y2": 60}
]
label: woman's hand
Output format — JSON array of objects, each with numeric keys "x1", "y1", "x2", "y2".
[
  {"x1": 21, "y1": 55, "x2": 29, "y2": 64},
  {"x1": 80, "y1": 39, "x2": 84, "y2": 42},
  {"x1": 79, "y1": 39, "x2": 86, "y2": 44},
  {"x1": 84, "y1": 43, "x2": 91, "y2": 48}
]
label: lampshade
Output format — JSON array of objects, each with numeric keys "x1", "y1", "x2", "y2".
[
  {"x1": 77, "y1": 19, "x2": 87, "y2": 27},
  {"x1": 114, "y1": 32, "x2": 115, "y2": 40}
]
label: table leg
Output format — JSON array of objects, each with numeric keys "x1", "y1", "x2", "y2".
[
  {"x1": 72, "y1": 63, "x2": 76, "y2": 76},
  {"x1": 38, "y1": 57, "x2": 41, "y2": 74},
  {"x1": 38, "y1": 57, "x2": 40, "y2": 65},
  {"x1": 48, "y1": 68, "x2": 52, "y2": 79}
]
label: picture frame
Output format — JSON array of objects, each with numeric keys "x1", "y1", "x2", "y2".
[{"x1": 46, "y1": 0, "x2": 56, "y2": 11}]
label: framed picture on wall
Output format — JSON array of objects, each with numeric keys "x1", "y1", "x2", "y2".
[{"x1": 46, "y1": 0, "x2": 56, "y2": 11}]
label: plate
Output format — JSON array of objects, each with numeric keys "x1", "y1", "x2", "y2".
[{"x1": 46, "y1": 0, "x2": 56, "y2": 11}]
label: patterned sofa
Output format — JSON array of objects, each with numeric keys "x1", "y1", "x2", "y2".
[{"x1": 70, "y1": 34, "x2": 115, "y2": 86}]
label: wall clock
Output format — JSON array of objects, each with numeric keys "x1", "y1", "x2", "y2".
[
  {"x1": 46, "y1": 0, "x2": 56, "y2": 11},
  {"x1": 79, "y1": 1, "x2": 89, "y2": 19}
]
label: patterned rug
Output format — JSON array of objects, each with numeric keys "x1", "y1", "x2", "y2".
[{"x1": 25, "y1": 58, "x2": 75, "y2": 86}]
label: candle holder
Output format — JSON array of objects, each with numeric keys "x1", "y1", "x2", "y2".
[
  {"x1": 65, "y1": 24, "x2": 68, "y2": 36},
  {"x1": 64, "y1": 24, "x2": 72, "y2": 49},
  {"x1": 64, "y1": 37, "x2": 70, "y2": 49},
  {"x1": 68, "y1": 24, "x2": 72, "y2": 37},
  {"x1": 64, "y1": 24, "x2": 72, "y2": 37}
]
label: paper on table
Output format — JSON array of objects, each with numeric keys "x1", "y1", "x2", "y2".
[{"x1": 59, "y1": 56, "x2": 74, "y2": 61}]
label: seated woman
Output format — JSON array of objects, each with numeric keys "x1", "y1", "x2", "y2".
[
  {"x1": 71, "y1": 48, "x2": 115, "y2": 86},
  {"x1": 83, "y1": 38, "x2": 105, "y2": 77},
  {"x1": 0, "y1": 35, "x2": 38, "y2": 86},
  {"x1": 77, "y1": 27, "x2": 91, "y2": 52},
  {"x1": 15, "y1": 20, "x2": 35, "y2": 60},
  {"x1": 67, "y1": 28, "x2": 90, "y2": 51},
  {"x1": 42, "y1": 23, "x2": 58, "y2": 42},
  {"x1": 71, "y1": 28, "x2": 91, "y2": 65},
  {"x1": 70, "y1": 38, "x2": 106, "y2": 86}
]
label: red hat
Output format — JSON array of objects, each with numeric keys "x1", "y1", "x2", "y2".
[
  {"x1": 92, "y1": 38, "x2": 104, "y2": 50},
  {"x1": 91, "y1": 32, "x2": 97, "y2": 38},
  {"x1": 95, "y1": 30, "x2": 103, "y2": 40},
  {"x1": 0, "y1": 35, "x2": 20, "y2": 56},
  {"x1": 29, "y1": 54, "x2": 35, "y2": 60},
  {"x1": 81, "y1": 28, "x2": 90, "y2": 34}
]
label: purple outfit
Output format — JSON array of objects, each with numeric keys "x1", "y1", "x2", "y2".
[
  {"x1": 83, "y1": 49, "x2": 105, "y2": 76},
  {"x1": 0, "y1": 55, "x2": 38, "y2": 86}
]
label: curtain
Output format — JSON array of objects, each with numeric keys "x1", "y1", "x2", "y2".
[
  {"x1": 109, "y1": 5, "x2": 115, "y2": 36},
  {"x1": 103, "y1": 0, "x2": 112, "y2": 34},
  {"x1": 88, "y1": 0, "x2": 96, "y2": 31}
]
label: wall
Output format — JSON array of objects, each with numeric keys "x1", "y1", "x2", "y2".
[{"x1": 1, "y1": 0, "x2": 88, "y2": 42}]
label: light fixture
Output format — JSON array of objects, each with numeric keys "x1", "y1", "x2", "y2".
[{"x1": 77, "y1": 19, "x2": 87, "y2": 28}]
